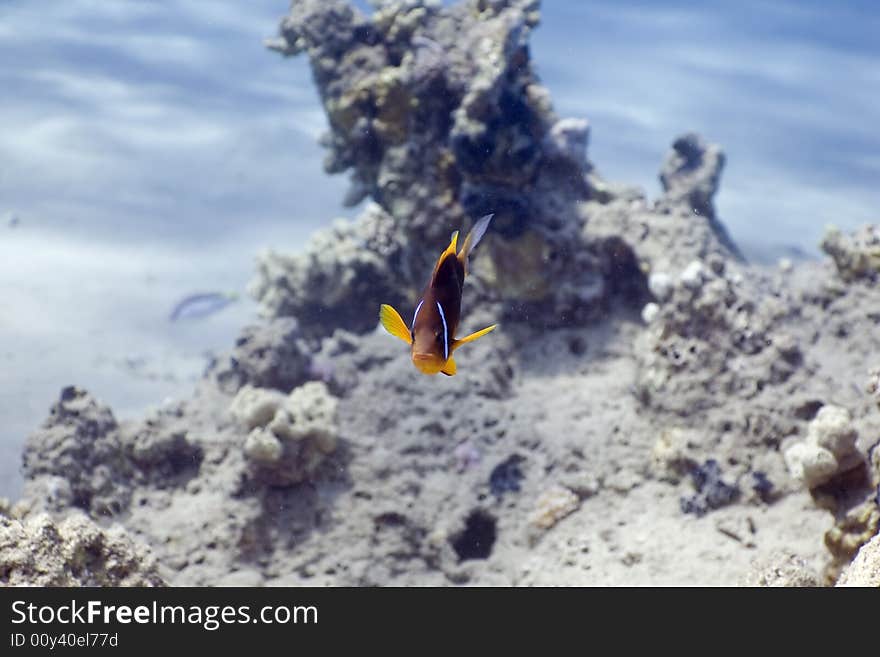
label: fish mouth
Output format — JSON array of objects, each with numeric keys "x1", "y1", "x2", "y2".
[{"x1": 412, "y1": 352, "x2": 443, "y2": 375}]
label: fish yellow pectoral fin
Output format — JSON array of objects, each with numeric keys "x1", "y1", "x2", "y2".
[
  {"x1": 440, "y1": 356, "x2": 457, "y2": 376},
  {"x1": 451, "y1": 324, "x2": 498, "y2": 351},
  {"x1": 379, "y1": 304, "x2": 412, "y2": 345}
]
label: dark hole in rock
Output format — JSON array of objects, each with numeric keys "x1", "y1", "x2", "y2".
[
  {"x1": 568, "y1": 336, "x2": 587, "y2": 355},
  {"x1": 450, "y1": 510, "x2": 496, "y2": 561},
  {"x1": 375, "y1": 512, "x2": 406, "y2": 528},
  {"x1": 600, "y1": 236, "x2": 650, "y2": 305},
  {"x1": 793, "y1": 399, "x2": 824, "y2": 421}
]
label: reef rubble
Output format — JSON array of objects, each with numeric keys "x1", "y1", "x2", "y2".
[{"x1": 5, "y1": 0, "x2": 879, "y2": 586}]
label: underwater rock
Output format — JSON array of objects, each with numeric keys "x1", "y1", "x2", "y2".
[
  {"x1": 584, "y1": 133, "x2": 741, "y2": 310},
  {"x1": 528, "y1": 485, "x2": 580, "y2": 531},
  {"x1": 0, "y1": 512, "x2": 164, "y2": 586},
  {"x1": 641, "y1": 302, "x2": 660, "y2": 324},
  {"x1": 740, "y1": 550, "x2": 820, "y2": 587},
  {"x1": 659, "y1": 133, "x2": 722, "y2": 219},
  {"x1": 489, "y1": 454, "x2": 525, "y2": 497},
  {"x1": 542, "y1": 117, "x2": 590, "y2": 167},
  {"x1": 820, "y1": 224, "x2": 880, "y2": 283},
  {"x1": 784, "y1": 405, "x2": 863, "y2": 490},
  {"x1": 249, "y1": 204, "x2": 410, "y2": 339},
  {"x1": 836, "y1": 532, "x2": 880, "y2": 587},
  {"x1": 232, "y1": 382, "x2": 339, "y2": 486},
  {"x1": 212, "y1": 318, "x2": 312, "y2": 393},
  {"x1": 824, "y1": 500, "x2": 880, "y2": 573},
  {"x1": 633, "y1": 252, "x2": 792, "y2": 419},
  {"x1": 658, "y1": 132, "x2": 741, "y2": 260},
  {"x1": 866, "y1": 367, "x2": 880, "y2": 406},
  {"x1": 260, "y1": 0, "x2": 611, "y2": 337},
  {"x1": 21, "y1": 387, "x2": 132, "y2": 517},
  {"x1": 648, "y1": 271, "x2": 673, "y2": 302},
  {"x1": 680, "y1": 459, "x2": 740, "y2": 516},
  {"x1": 122, "y1": 415, "x2": 203, "y2": 488},
  {"x1": 229, "y1": 385, "x2": 287, "y2": 431},
  {"x1": 650, "y1": 427, "x2": 698, "y2": 482}
]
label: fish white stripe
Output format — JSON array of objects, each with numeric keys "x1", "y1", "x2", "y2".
[
  {"x1": 411, "y1": 299, "x2": 424, "y2": 332},
  {"x1": 436, "y1": 301, "x2": 449, "y2": 360}
]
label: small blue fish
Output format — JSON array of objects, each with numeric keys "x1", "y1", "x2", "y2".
[{"x1": 169, "y1": 291, "x2": 238, "y2": 321}]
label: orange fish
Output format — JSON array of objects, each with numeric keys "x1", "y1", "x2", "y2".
[{"x1": 380, "y1": 214, "x2": 497, "y2": 376}]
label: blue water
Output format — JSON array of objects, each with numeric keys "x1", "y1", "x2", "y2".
[
  {"x1": 533, "y1": 0, "x2": 880, "y2": 256},
  {"x1": 1, "y1": 0, "x2": 877, "y2": 497}
]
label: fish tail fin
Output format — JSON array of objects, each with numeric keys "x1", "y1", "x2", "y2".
[
  {"x1": 440, "y1": 356, "x2": 457, "y2": 376},
  {"x1": 457, "y1": 213, "x2": 494, "y2": 276},
  {"x1": 451, "y1": 323, "x2": 497, "y2": 352},
  {"x1": 379, "y1": 304, "x2": 412, "y2": 345}
]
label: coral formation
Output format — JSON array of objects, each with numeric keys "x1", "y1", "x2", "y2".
[
  {"x1": 248, "y1": 204, "x2": 411, "y2": 338},
  {"x1": 21, "y1": 387, "x2": 131, "y2": 517},
  {"x1": 657, "y1": 133, "x2": 741, "y2": 260},
  {"x1": 211, "y1": 318, "x2": 312, "y2": 393},
  {"x1": 739, "y1": 551, "x2": 819, "y2": 587},
  {"x1": 231, "y1": 382, "x2": 339, "y2": 486},
  {"x1": 254, "y1": 0, "x2": 663, "y2": 337},
  {"x1": 820, "y1": 224, "x2": 880, "y2": 283},
  {"x1": 836, "y1": 533, "x2": 880, "y2": 587},
  {"x1": 784, "y1": 405, "x2": 863, "y2": 490},
  {"x1": 824, "y1": 501, "x2": 879, "y2": 569},
  {"x1": 0, "y1": 512, "x2": 164, "y2": 586},
  {"x1": 650, "y1": 427, "x2": 698, "y2": 482}
]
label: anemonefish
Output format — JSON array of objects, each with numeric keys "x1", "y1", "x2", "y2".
[{"x1": 380, "y1": 214, "x2": 497, "y2": 376}]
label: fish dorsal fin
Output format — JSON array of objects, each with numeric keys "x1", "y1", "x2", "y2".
[
  {"x1": 379, "y1": 304, "x2": 412, "y2": 345},
  {"x1": 457, "y1": 214, "x2": 493, "y2": 276},
  {"x1": 440, "y1": 356, "x2": 457, "y2": 376},
  {"x1": 451, "y1": 324, "x2": 497, "y2": 352},
  {"x1": 432, "y1": 230, "x2": 459, "y2": 282}
]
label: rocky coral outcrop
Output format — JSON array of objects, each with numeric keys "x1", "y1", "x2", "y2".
[
  {"x1": 248, "y1": 205, "x2": 411, "y2": 338},
  {"x1": 211, "y1": 318, "x2": 313, "y2": 393},
  {"x1": 820, "y1": 224, "x2": 880, "y2": 283},
  {"x1": 22, "y1": 386, "x2": 131, "y2": 517},
  {"x1": 657, "y1": 133, "x2": 741, "y2": 259},
  {"x1": 836, "y1": 533, "x2": 880, "y2": 587},
  {"x1": 740, "y1": 550, "x2": 820, "y2": 587},
  {"x1": 585, "y1": 134, "x2": 737, "y2": 281},
  {"x1": 633, "y1": 255, "x2": 798, "y2": 419},
  {"x1": 254, "y1": 0, "x2": 635, "y2": 337},
  {"x1": 21, "y1": 387, "x2": 204, "y2": 519},
  {"x1": 784, "y1": 405, "x2": 863, "y2": 490},
  {"x1": 0, "y1": 512, "x2": 164, "y2": 586}
]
